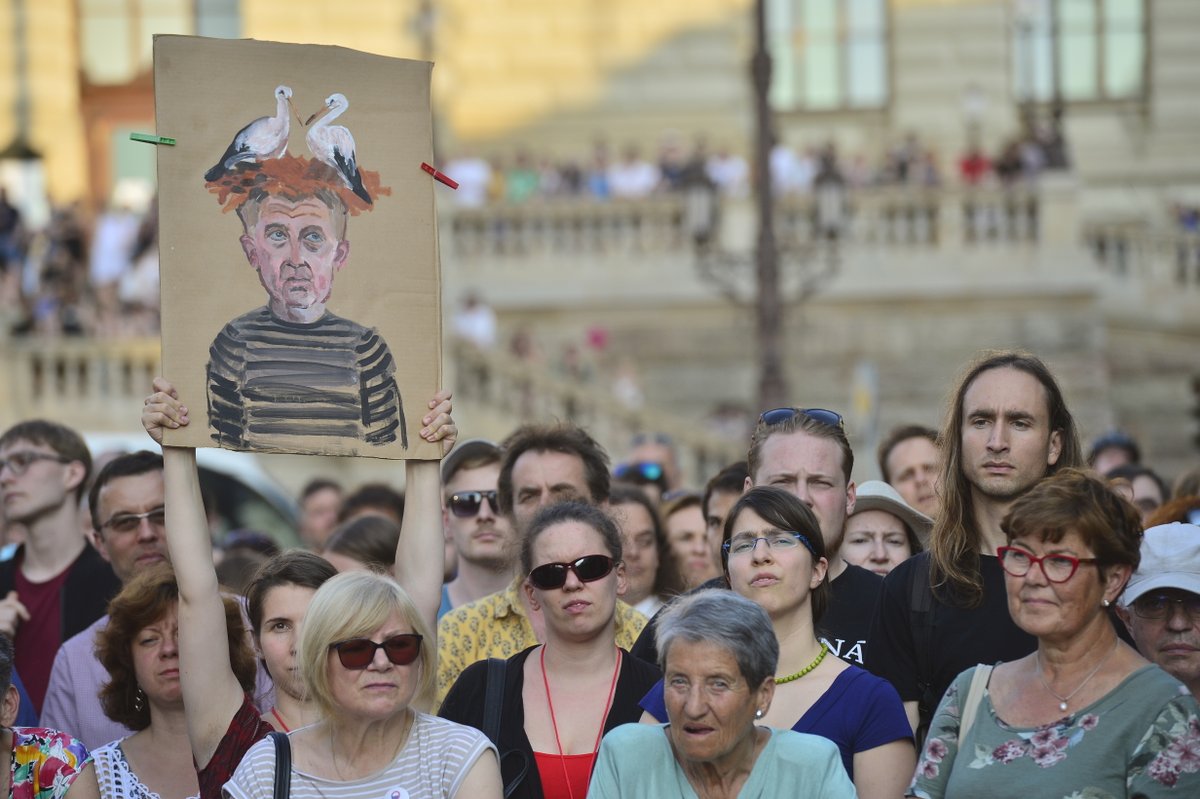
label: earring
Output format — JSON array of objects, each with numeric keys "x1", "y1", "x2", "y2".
[
  {"x1": 754, "y1": 709, "x2": 764, "y2": 719},
  {"x1": 134, "y1": 688, "x2": 145, "y2": 713},
  {"x1": 1102, "y1": 599, "x2": 1111, "y2": 608}
]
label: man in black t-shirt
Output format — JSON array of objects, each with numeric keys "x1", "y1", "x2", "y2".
[
  {"x1": 743, "y1": 407, "x2": 880, "y2": 665},
  {"x1": 865, "y1": 351, "x2": 1083, "y2": 735}
]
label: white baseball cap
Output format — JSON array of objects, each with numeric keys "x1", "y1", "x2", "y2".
[{"x1": 1120, "y1": 522, "x2": 1200, "y2": 605}]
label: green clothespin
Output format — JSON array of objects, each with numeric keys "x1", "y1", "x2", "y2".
[{"x1": 130, "y1": 133, "x2": 176, "y2": 146}]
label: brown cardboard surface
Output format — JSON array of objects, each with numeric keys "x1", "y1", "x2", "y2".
[{"x1": 155, "y1": 35, "x2": 441, "y2": 459}]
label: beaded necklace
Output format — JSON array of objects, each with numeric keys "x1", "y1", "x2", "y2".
[{"x1": 774, "y1": 642, "x2": 829, "y2": 685}]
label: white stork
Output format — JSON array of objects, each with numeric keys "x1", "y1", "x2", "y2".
[
  {"x1": 305, "y1": 93, "x2": 372, "y2": 205},
  {"x1": 205, "y1": 85, "x2": 297, "y2": 181}
]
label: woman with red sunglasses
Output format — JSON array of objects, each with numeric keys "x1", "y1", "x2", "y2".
[
  {"x1": 910, "y1": 469, "x2": 1200, "y2": 798},
  {"x1": 439, "y1": 501, "x2": 661, "y2": 799}
]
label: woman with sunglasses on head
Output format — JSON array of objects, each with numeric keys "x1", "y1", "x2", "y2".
[
  {"x1": 639, "y1": 486, "x2": 914, "y2": 799},
  {"x1": 910, "y1": 469, "x2": 1200, "y2": 799},
  {"x1": 225, "y1": 572, "x2": 500, "y2": 799},
  {"x1": 439, "y1": 502, "x2": 662, "y2": 799},
  {"x1": 140, "y1": 378, "x2": 460, "y2": 799}
]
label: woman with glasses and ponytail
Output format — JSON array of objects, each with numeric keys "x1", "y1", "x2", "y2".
[
  {"x1": 139, "y1": 378, "x2": 481, "y2": 798},
  {"x1": 909, "y1": 469, "x2": 1200, "y2": 798},
  {"x1": 439, "y1": 501, "x2": 662, "y2": 799},
  {"x1": 639, "y1": 487, "x2": 914, "y2": 799}
]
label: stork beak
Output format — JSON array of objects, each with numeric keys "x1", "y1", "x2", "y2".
[
  {"x1": 304, "y1": 105, "x2": 328, "y2": 127},
  {"x1": 288, "y1": 98, "x2": 303, "y2": 126}
]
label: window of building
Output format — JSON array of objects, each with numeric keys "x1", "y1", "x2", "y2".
[
  {"x1": 1012, "y1": 0, "x2": 1146, "y2": 103},
  {"x1": 80, "y1": 0, "x2": 241, "y2": 86},
  {"x1": 767, "y1": 0, "x2": 889, "y2": 111}
]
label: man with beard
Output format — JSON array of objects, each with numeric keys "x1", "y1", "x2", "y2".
[
  {"x1": 866, "y1": 351, "x2": 1082, "y2": 735},
  {"x1": 438, "y1": 439, "x2": 515, "y2": 618}
]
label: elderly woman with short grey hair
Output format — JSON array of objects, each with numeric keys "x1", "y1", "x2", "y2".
[{"x1": 589, "y1": 590, "x2": 854, "y2": 798}]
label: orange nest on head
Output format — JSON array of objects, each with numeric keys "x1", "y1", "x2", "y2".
[{"x1": 205, "y1": 155, "x2": 392, "y2": 215}]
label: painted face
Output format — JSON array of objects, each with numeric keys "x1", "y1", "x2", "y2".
[
  {"x1": 960, "y1": 367, "x2": 1062, "y2": 503},
  {"x1": 667, "y1": 504, "x2": 719, "y2": 589},
  {"x1": 663, "y1": 638, "x2": 773, "y2": 771},
  {"x1": 1003, "y1": 530, "x2": 1126, "y2": 641},
  {"x1": 241, "y1": 196, "x2": 349, "y2": 322},
  {"x1": 1123, "y1": 589, "x2": 1200, "y2": 693},
  {"x1": 509, "y1": 450, "x2": 592, "y2": 533},
  {"x1": 885, "y1": 436, "x2": 940, "y2": 518},
  {"x1": 0, "y1": 439, "x2": 80, "y2": 524},
  {"x1": 840, "y1": 510, "x2": 912, "y2": 577},
  {"x1": 132, "y1": 604, "x2": 182, "y2": 708},
  {"x1": 299, "y1": 487, "x2": 342, "y2": 550},
  {"x1": 444, "y1": 463, "x2": 514, "y2": 570},
  {"x1": 523, "y1": 520, "x2": 625, "y2": 641},
  {"x1": 750, "y1": 431, "x2": 855, "y2": 557},
  {"x1": 257, "y1": 583, "x2": 317, "y2": 703},
  {"x1": 94, "y1": 471, "x2": 168, "y2": 583},
  {"x1": 326, "y1": 611, "x2": 421, "y2": 721},
  {"x1": 724, "y1": 508, "x2": 827, "y2": 621},
  {"x1": 612, "y1": 501, "x2": 660, "y2": 606}
]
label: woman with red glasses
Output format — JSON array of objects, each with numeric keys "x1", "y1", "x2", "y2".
[
  {"x1": 438, "y1": 501, "x2": 661, "y2": 799},
  {"x1": 910, "y1": 468, "x2": 1200, "y2": 798},
  {"x1": 225, "y1": 572, "x2": 500, "y2": 799}
]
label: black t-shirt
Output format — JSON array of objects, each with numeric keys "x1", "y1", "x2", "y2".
[
  {"x1": 865, "y1": 552, "x2": 1036, "y2": 726},
  {"x1": 819, "y1": 563, "x2": 883, "y2": 666}
]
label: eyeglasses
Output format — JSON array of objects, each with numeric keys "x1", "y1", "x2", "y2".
[
  {"x1": 101, "y1": 507, "x2": 167, "y2": 535},
  {"x1": 528, "y1": 554, "x2": 615, "y2": 590},
  {"x1": 0, "y1": 451, "x2": 69, "y2": 477},
  {"x1": 329, "y1": 634, "x2": 423, "y2": 669},
  {"x1": 757, "y1": 408, "x2": 845, "y2": 430},
  {"x1": 614, "y1": 462, "x2": 665, "y2": 483},
  {"x1": 723, "y1": 531, "x2": 814, "y2": 557},
  {"x1": 997, "y1": 545, "x2": 1098, "y2": 583},
  {"x1": 1131, "y1": 592, "x2": 1200, "y2": 620},
  {"x1": 448, "y1": 490, "x2": 499, "y2": 518}
]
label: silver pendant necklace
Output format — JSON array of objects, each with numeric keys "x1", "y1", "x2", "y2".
[{"x1": 1034, "y1": 638, "x2": 1119, "y2": 713}]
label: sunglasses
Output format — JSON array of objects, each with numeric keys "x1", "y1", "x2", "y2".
[
  {"x1": 758, "y1": 408, "x2": 845, "y2": 430},
  {"x1": 329, "y1": 633, "x2": 423, "y2": 669},
  {"x1": 448, "y1": 490, "x2": 500, "y2": 518},
  {"x1": 528, "y1": 554, "x2": 615, "y2": 591},
  {"x1": 613, "y1": 462, "x2": 665, "y2": 483}
]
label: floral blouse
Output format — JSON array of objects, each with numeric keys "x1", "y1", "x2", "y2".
[
  {"x1": 10, "y1": 727, "x2": 92, "y2": 799},
  {"x1": 909, "y1": 664, "x2": 1200, "y2": 798}
]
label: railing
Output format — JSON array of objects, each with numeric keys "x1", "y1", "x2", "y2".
[
  {"x1": 444, "y1": 185, "x2": 1043, "y2": 259},
  {"x1": 1084, "y1": 222, "x2": 1200, "y2": 292}
]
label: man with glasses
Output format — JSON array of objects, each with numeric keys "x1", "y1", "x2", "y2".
[
  {"x1": 40, "y1": 451, "x2": 168, "y2": 746},
  {"x1": 0, "y1": 420, "x2": 121, "y2": 716},
  {"x1": 866, "y1": 350, "x2": 1082, "y2": 736},
  {"x1": 745, "y1": 407, "x2": 881, "y2": 665},
  {"x1": 437, "y1": 439, "x2": 515, "y2": 619},
  {"x1": 1117, "y1": 522, "x2": 1200, "y2": 699},
  {"x1": 435, "y1": 423, "x2": 647, "y2": 703}
]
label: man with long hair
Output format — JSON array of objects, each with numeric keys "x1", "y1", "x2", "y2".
[{"x1": 865, "y1": 350, "x2": 1083, "y2": 735}]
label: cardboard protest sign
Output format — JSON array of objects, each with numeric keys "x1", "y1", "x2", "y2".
[{"x1": 154, "y1": 35, "x2": 441, "y2": 459}]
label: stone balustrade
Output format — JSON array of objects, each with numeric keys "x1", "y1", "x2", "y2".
[{"x1": 1085, "y1": 222, "x2": 1200, "y2": 292}]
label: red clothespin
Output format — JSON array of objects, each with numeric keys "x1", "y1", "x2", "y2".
[{"x1": 421, "y1": 163, "x2": 459, "y2": 190}]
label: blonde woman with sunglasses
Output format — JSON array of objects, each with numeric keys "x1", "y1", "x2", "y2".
[
  {"x1": 439, "y1": 502, "x2": 661, "y2": 799},
  {"x1": 140, "y1": 378, "x2": 486, "y2": 798}
]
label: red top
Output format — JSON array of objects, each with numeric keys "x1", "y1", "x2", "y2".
[
  {"x1": 533, "y1": 751, "x2": 596, "y2": 799},
  {"x1": 14, "y1": 563, "x2": 71, "y2": 714}
]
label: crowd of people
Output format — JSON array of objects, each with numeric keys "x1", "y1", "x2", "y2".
[{"x1": 0, "y1": 347, "x2": 1198, "y2": 798}]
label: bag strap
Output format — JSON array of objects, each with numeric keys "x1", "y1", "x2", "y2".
[
  {"x1": 269, "y1": 731, "x2": 291, "y2": 799},
  {"x1": 482, "y1": 657, "x2": 507, "y2": 746},
  {"x1": 909, "y1": 554, "x2": 937, "y2": 729},
  {"x1": 959, "y1": 664, "x2": 994, "y2": 743}
]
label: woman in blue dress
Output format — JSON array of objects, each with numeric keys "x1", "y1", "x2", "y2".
[{"x1": 640, "y1": 486, "x2": 914, "y2": 799}]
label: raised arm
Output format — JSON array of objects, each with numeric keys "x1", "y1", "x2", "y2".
[
  {"x1": 395, "y1": 390, "x2": 456, "y2": 636},
  {"x1": 143, "y1": 377, "x2": 246, "y2": 768}
]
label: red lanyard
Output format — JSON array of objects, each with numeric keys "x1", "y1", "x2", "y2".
[{"x1": 540, "y1": 646, "x2": 622, "y2": 799}]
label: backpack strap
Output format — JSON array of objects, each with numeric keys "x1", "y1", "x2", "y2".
[
  {"x1": 909, "y1": 553, "x2": 938, "y2": 740},
  {"x1": 482, "y1": 657, "x2": 507, "y2": 746},
  {"x1": 269, "y1": 731, "x2": 291, "y2": 799},
  {"x1": 959, "y1": 664, "x2": 994, "y2": 742}
]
